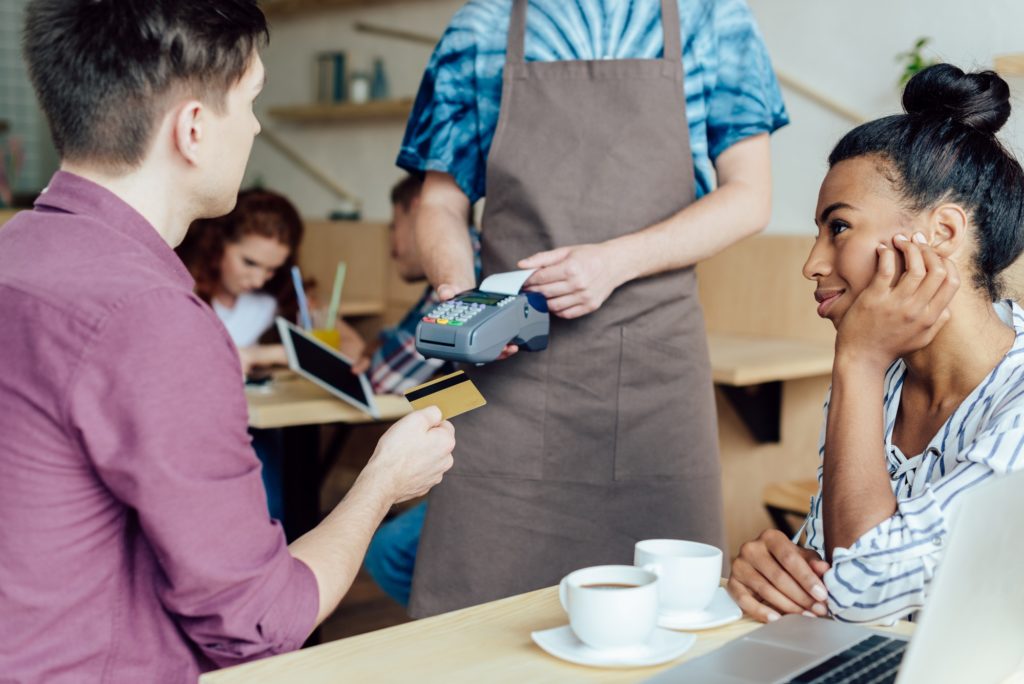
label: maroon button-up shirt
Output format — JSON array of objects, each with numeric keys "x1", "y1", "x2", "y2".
[{"x1": 0, "y1": 172, "x2": 318, "y2": 683}]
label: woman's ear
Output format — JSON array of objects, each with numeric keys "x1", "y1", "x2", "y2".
[{"x1": 929, "y1": 204, "x2": 968, "y2": 258}]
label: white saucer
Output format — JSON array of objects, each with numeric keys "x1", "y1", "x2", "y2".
[
  {"x1": 531, "y1": 625, "x2": 696, "y2": 668},
  {"x1": 657, "y1": 587, "x2": 743, "y2": 630}
]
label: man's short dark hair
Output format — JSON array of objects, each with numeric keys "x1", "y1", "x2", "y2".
[
  {"x1": 390, "y1": 174, "x2": 423, "y2": 212},
  {"x1": 23, "y1": 0, "x2": 268, "y2": 170}
]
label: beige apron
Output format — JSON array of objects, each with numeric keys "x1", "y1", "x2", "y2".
[{"x1": 409, "y1": 0, "x2": 724, "y2": 617}]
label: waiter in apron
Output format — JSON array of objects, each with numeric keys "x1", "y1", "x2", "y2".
[{"x1": 398, "y1": 0, "x2": 788, "y2": 617}]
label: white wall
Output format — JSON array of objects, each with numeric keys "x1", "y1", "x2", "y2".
[
  {"x1": 246, "y1": 1, "x2": 464, "y2": 221},
  {"x1": 748, "y1": 0, "x2": 1024, "y2": 234},
  {"x1": 250, "y1": 0, "x2": 1024, "y2": 231}
]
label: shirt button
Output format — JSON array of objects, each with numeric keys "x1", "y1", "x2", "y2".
[{"x1": 932, "y1": 536, "x2": 942, "y2": 546}]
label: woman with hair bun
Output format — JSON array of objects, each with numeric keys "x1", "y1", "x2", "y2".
[{"x1": 728, "y1": 64, "x2": 1024, "y2": 625}]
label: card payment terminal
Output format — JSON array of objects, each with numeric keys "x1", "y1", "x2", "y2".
[{"x1": 415, "y1": 290, "x2": 549, "y2": 364}]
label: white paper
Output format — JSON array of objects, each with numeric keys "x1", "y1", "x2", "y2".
[{"x1": 479, "y1": 268, "x2": 536, "y2": 295}]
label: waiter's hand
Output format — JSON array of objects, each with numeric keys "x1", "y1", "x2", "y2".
[
  {"x1": 519, "y1": 243, "x2": 625, "y2": 319},
  {"x1": 437, "y1": 282, "x2": 519, "y2": 361}
]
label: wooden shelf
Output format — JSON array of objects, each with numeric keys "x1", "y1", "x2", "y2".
[
  {"x1": 995, "y1": 54, "x2": 1024, "y2": 76},
  {"x1": 267, "y1": 98, "x2": 414, "y2": 124},
  {"x1": 262, "y1": 0, "x2": 433, "y2": 18}
]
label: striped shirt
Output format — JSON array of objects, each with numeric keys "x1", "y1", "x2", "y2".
[
  {"x1": 368, "y1": 226, "x2": 482, "y2": 395},
  {"x1": 368, "y1": 288, "x2": 446, "y2": 394},
  {"x1": 397, "y1": 0, "x2": 788, "y2": 204},
  {"x1": 803, "y1": 300, "x2": 1024, "y2": 624}
]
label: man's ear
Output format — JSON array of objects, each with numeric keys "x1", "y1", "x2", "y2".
[
  {"x1": 173, "y1": 101, "x2": 204, "y2": 166},
  {"x1": 929, "y1": 204, "x2": 968, "y2": 258}
]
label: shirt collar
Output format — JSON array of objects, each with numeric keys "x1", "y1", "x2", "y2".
[{"x1": 34, "y1": 171, "x2": 194, "y2": 289}]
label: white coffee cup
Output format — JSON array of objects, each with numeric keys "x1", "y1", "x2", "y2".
[
  {"x1": 634, "y1": 539, "x2": 722, "y2": 615},
  {"x1": 558, "y1": 565, "x2": 659, "y2": 650}
]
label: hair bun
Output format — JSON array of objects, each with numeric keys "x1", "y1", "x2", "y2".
[{"x1": 902, "y1": 63, "x2": 1011, "y2": 136}]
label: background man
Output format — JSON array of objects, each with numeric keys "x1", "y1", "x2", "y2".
[{"x1": 361, "y1": 174, "x2": 479, "y2": 607}]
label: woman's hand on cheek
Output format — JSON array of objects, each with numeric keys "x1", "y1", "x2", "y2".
[{"x1": 836, "y1": 232, "x2": 960, "y2": 371}]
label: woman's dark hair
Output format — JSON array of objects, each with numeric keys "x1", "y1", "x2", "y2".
[
  {"x1": 177, "y1": 188, "x2": 303, "y2": 323},
  {"x1": 23, "y1": 0, "x2": 268, "y2": 169},
  {"x1": 829, "y1": 63, "x2": 1024, "y2": 300}
]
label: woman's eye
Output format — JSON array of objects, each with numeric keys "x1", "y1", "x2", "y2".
[{"x1": 829, "y1": 220, "x2": 849, "y2": 237}]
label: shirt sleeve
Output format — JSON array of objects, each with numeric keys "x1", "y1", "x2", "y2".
[
  {"x1": 66, "y1": 288, "x2": 318, "y2": 668},
  {"x1": 397, "y1": 12, "x2": 489, "y2": 203},
  {"x1": 704, "y1": 0, "x2": 789, "y2": 161},
  {"x1": 816, "y1": 412, "x2": 1024, "y2": 625},
  {"x1": 370, "y1": 288, "x2": 447, "y2": 395},
  {"x1": 801, "y1": 389, "x2": 829, "y2": 556}
]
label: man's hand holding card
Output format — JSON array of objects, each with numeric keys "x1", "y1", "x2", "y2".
[{"x1": 403, "y1": 371, "x2": 487, "y2": 420}]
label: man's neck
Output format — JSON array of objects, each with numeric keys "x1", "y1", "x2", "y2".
[{"x1": 59, "y1": 161, "x2": 193, "y2": 248}]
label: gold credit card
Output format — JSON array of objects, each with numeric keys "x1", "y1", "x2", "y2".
[{"x1": 403, "y1": 371, "x2": 486, "y2": 420}]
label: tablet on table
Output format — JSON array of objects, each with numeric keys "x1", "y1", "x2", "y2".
[{"x1": 276, "y1": 317, "x2": 380, "y2": 419}]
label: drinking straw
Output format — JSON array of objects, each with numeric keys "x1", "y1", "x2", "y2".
[
  {"x1": 291, "y1": 265, "x2": 313, "y2": 330},
  {"x1": 325, "y1": 261, "x2": 347, "y2": 330}
]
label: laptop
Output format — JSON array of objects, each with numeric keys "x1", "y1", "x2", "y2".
[
  {"x1": 276, "y1": 317, "x2": 380, "y2": 419},
  {"x1": 645, "y1": 468, "x2": 1024, "y2": 683}
]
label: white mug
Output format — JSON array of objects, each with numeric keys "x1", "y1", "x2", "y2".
[
  {"x1": 635, "y1": 539, "x2": 722, "y2": 615},
  {"x1": 558, "y1": 565, "x2": 659, "y2": 650}
]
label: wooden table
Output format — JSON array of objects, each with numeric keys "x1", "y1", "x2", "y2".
[
  {"x1": 705, "y1": 333, "x2": 834, "y2": 387},
  {"x1": 200, "y1": 586, "x2": 916, "y2": 684},
  {"x1": 705, "y1": 332, "x2": 833, "y2": 447},
  {"x1": 247, "y1": 372, "x2": 409, "y2": 430},
  {"x1": 246, "y1": 373, "x2": 410, "y2": 541}
]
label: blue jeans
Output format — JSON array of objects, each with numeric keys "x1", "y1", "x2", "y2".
[
  {"x1": 250, "y1": 428, "x2": 284, "y2": 523},
  {"x1": 364, "y1": 501, "x2": 427, "y2": 607}
]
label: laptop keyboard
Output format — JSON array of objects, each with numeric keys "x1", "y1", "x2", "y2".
[{"x1": 787, "y1": 634, "x2": 908, "y2": 684}]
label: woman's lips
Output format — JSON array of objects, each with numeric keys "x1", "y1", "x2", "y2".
[{"x1": 815, "y1": 290, "x2": 844, "y2": 317}]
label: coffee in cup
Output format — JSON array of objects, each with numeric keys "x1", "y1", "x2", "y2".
[
  {"x1": 634, "y1": 539, "x2": 722, "y2": 615},
  {"x1": 558, "y1": 565, "x2": 659, "y2": 650}
]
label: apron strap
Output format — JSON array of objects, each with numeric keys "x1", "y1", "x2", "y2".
[
  {"x1": 507, "y1": 0, "x2": 528, "y2": 66},
  {"x1": 661, "y1": 0, "x2": 681, "y2": 63},
  {"x1": 507, "y1": 0, "x2": 682, "y2": 66}
]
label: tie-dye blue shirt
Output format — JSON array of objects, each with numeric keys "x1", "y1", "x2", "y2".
[{"x1": 398, "y1": 0, "x2": 789, "y2": 204}]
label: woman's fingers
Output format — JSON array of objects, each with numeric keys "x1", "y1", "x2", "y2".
[
  {"x1": 768, "y1": 536, "x2": 830, "y2": 613},
  {"x1": 732, "y1": 545, "x2": 808, "y2": 615},
  {"x1": 892, "y1": 233, "x2": 926, "y2": 295},
  {"x1": 868, "y1": 243, "x2": 897, "y2": 292},
  {"x1": 727, "y1": 576, "x2": 781, "y2": 623},
  {"x1": 809, "y1": 557, "x2": 831, "y2": 578},
  {"x1": 911, "y1": 236, "x2": 951, "y2": 303}
]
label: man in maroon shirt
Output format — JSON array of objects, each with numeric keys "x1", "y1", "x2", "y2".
[{"x1": 0, "y1": 2, "x2": 456, "y2": 682}]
